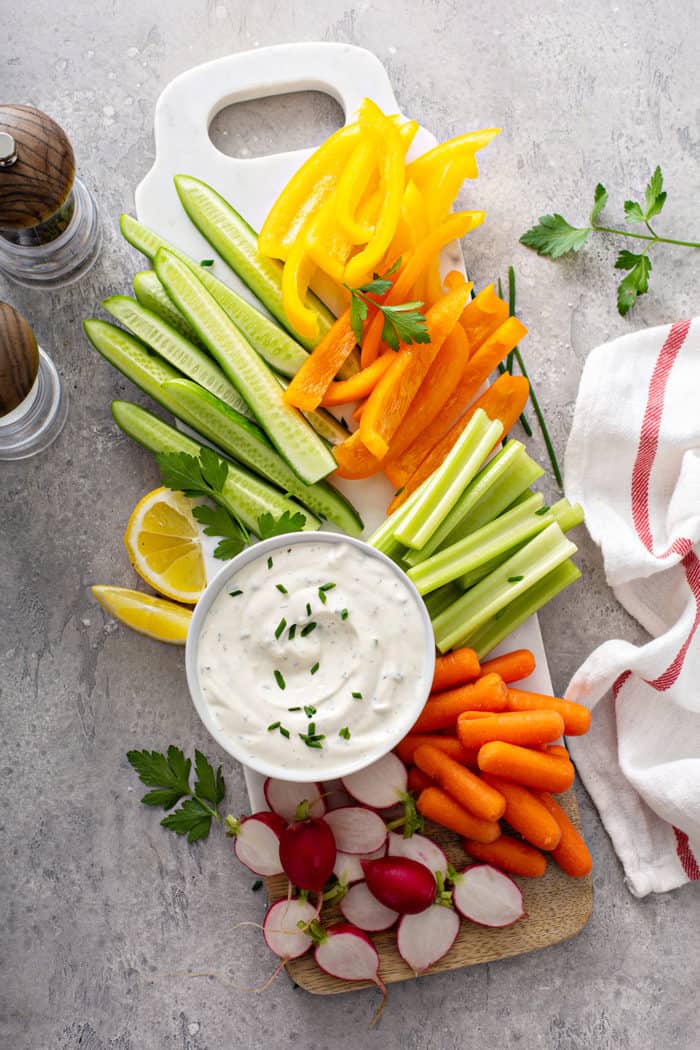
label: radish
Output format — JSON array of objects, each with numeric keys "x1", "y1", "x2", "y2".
[
  {"x1": 452, "y1": 864, "x2": 526, "y2": 927},
  {"x1": 397, "y1": 903, "x2": 461, "y2": 974},
  {"x1": 279, "y1": 802, "x2": 336, "y2": 892},
  {"x1": 340, "y1": 881, "x2": 399, "y2": 932},
  {"x1": 264, "y1": 777, "x2": 325, "y2": 822},
  {"x1": 262, "y1": 897, "x2": 318, "y2": 960},
  {"x1": 227, "y1": 812, "x2": 286, "y2": 876},
  {"x1": 324, "y1": 806, "x2": 387, "y2": 854},
  {"x1": 362, "y1": 857, "x2": 436, "y2": 914},
  {"x1": 341, "y1": 752, "x2": 408, "y2": 809},
  {"x1": 322, "y1": 779, "x2": 354, "y2": 810},
  {"x1": 313, "y1": 923, "x2": 387, "y2": 1023},
  {"x1": 333, "y1": 844, "x2": 387, "y2": 885},
  {"x1": 387, "y1": 830, "x2": 448, "y2": 878}
]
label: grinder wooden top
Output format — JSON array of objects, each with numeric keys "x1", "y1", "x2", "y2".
[
  {"x1": 0, "y1": 105, "x2": 75, "y2": 230},
  {"x1": 0, "y1": 302, "x2": 39, "y2": 414}
]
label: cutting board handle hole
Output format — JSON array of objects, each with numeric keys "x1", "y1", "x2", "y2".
[{"x1": 208, "y1": 91, "x2": 344, "y2": 160}]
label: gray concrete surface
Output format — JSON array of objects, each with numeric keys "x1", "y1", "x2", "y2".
[{"x1": 2, "y1": 1, "x2": 699, "y2": 1047}]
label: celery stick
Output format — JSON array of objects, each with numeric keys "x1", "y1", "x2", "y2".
[
  {"x1": 404, "y1": 441, "x2": 529, "y2": 566},
  {"x1": 367, "y1": 474, "x2": 435, "y2": 554},
  {"x1": 408, "y1": 494, "x2": 547, "y2": 595},
  {"x1": 432, "y1": 523, "x2": 577, "y2": 652},
  {"x1": 549, "y1": 498, "x2": 585, "y2": 532},
  {"x1": 464, "y1": 560, "x2": 583, "y2": 659},
  {"x1": 423, "y1": 582, "x2": 463, "y2": 621},
  {"x1": 394, "y1": 411, "x2": 503, "y2": 550}
]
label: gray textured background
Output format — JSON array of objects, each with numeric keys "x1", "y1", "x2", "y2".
[{"x1": 2, "y1": 2, "x2": 699, "y2": 1047}]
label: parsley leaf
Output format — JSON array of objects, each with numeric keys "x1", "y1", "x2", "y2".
[
  {"x1": 519, "y1": 214, "x2": 590, "y2": 259},
  {"x1": 380, "y1": 302, "x2": 431, "y2": 351},
  {"x1": 257, "y1": 509, "x2": 307, "y2": 539},
  {"x1": 349, "y1": 290, "x2": 368, "y2": 344},
  {"x1": 161, "y1": 797, "x2": 214, "y2": 843},
  {"x1": 590, "y1": 183, "x2": 608, "y2": 223},
  {"x1": 127, "y1": 745, "x2": 225, "y2": 842},
  {"x1": 127, "y1": 746, "x2": 191, "y2": 807},
  {"x1": 157, "y1": 448, "x2": 249, "y2": 553},
  {"x1": 644, "y1": 165, "x2": 667, "y2": 220},
  {"x1": 623, "y1": 200, "x2": 645, "y2": 224},
  {"x1": 193, "y1": 749, "x2": 225, "y2": 806},
  {"x1": 616, "y1": 254, "x2": 652, "y2": 316},
  {"x1": 192, "y1": 503, "x2": 248, "y2": 561}
]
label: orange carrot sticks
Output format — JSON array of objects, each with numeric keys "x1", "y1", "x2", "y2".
[
  {"x1": 506, "y1": 689, "x2": 591, "y2": 736},
  {"x1": 395, "y1": 734, "x2": 476, "y2": 766},
  {"x1": 411, "y1": 673, "x2": 508, "y2": 733},
  {"x1": 431, "y1": 647, "x2": 481, "y2": 693},
  {"x1": 283, "y1": 309, "x2": 358, "y2": 411},
  {"x1": 462, "y1": 835, "x2": 547, "y2": 878},
  {"x1": 536, "y1": 793, "x2": 593, "y2": 877},
  {"x1": 407, "y1": 767, "x2": 434, "y2": 794},
  {"x1": 456, "y1": 710, "x2": 565, "y2": 750},
  {"x1": 477, "y1": 741, "x2": 575, "y2": 793},
  {"x1": 478, "y1": 649, "x2": 535, "y2": 684},
  {"x1": 417, "y1": 786, "x2": 501, "y2": 843},
  {"x1": 479, "y1": 773, "x2": 562, "y2": 851},
  {"x1": 320, "y1": 353, "x2": 394, "y2": 405},
  {"x1": 414, "y1": 744, "x2": 506, "y2": 823}
]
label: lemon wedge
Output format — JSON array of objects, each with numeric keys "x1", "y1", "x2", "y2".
[
  {"x1": 124, "y1": 487, "x2": 206, "y2": 604},
  {"x1": 91, "y1": 586, "x2": 192, "y2": 645}
]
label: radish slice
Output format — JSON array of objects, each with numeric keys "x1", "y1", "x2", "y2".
[
  {"x1": 232, "y1": 812, "x2": 286, "y2": 876},
  {"x1": 325, "y1": 806, "x2": 387, "y2": 854},
  {"x1": 323, "y1": 780, "x2": 354, "y2": 810},
  {"x1": 397, "y1": 904, "x2": 461, "y2": 974},
  {"x1": 333, "y1": 844, "x2": 387, "y2": 885},
  {"x1": 452, "y1": 864, "x2": 525, "y2": 927},
  {"x1": 315, "y1": 923, "x2": 386, "y2": 987},
  {"x1": 387, "y1": 830, "x2": 448, "y2": 878},
  {"x1": 341, "y1": 753, "x2": 408, "y2": 809},
  {"x1": 340, "y1": 882, "x2": 399, "y2": 932},
  {"x1": 263, "y1": 898, "x2": 317, "y2": 960},
  {"x1": 264, "y1": 777, "x2": 326, "y2": 822}
]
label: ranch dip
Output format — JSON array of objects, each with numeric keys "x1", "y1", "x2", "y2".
[{"x1": 196, "y1": 540, "x2": 428, "y2": 772}]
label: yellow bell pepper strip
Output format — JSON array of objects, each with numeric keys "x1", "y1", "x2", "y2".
[
  {"x1": 281, "y1": 234, "x2": 321, "y2": 342},
  {"x1": 360, "y1": 210, "x2": 485, "y2": 366},
  {"x1": 334, "y1": 138, "x2": 379, "y2": 244},
  {"x1": 333, "y1": 428, "x2": 383, "y2": 479},
  {"x1": 359, "y1": 283, "x2": 469, "y2": 459},
  {"x1": 391, "y1": 115, "x2": 420, "y2": 151},
  {"x1": 304, "y1": 196, "x2": 357, "y2": 283},
  {"x1": 320, "y1": 353, "x2": 394, "y2": 406},
  {"x1": 406, "y1": 128, "x2": 501, "y2": 197},
  {"x1": 283, "y1": 309, "x2": 359, "y2": 411}
]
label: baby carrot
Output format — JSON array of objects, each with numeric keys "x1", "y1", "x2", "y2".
[
  {"x1": 456, "y1": 709, "x2": 565, "y2": 750},
  {"x1": 431, "y1": 647, "x2": 481, "y2": 693},
  {"x1": 543, "y1": 744, "x2": 569, "y2": 760},
  {"x1": 414, "y1": 744, "x2": 506, "y2": 822},
  {"x1": 477, "y1": 741, "x2": 575, "y2": 793},
  {"x1": 407, "y1": 767, "x2": 434, "y2": 793},
  {"x1": 536, "y1": 793, "x2": 593, "y2": 877},
  {"x1": 506, "y1": 688, "x2": 591, "y2": 736},
  {"x1": 479, "y1": 649, "x2": 535, "y2": 684},
  {"x1": 480, "y1": 773, "x2": 562, "y2": 850},
  {"x1": 417, "y1": 786, "x2": 501, "y2": 843},
  {"x1": 462, "y1": 835, "x2": 547, "y2": 878},
  {"x1": 395, "y1": 734, "x2": 476, "y2": 766},
  {"x1": 411, "y1": 673, "x2": 508, "y2": 733}
]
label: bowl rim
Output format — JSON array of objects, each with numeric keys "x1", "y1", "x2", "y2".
[{"x1": 185, "y1": 530, "x2": 435, "y2": 782}]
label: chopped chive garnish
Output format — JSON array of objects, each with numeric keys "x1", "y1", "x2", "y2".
[
  {"x1": 279, "y1": 727, "x2": 290, "y2": 739},
  {"x1": 508, "y1": 575, "x2": 525, "y2": 583},
  {"x1": 267, "y1": 721, "x2": 281, "y2": 731},
  {"x1": 301, "y1": 621, "x2": 317, "y2": 637},
  {"x1": 352, "y1": 691, "x2": 363, "y2": 699},
  {"x1": 288, "y1": 706, "x2": 302, "y2": 712},
  {"x1": 288, "y1": 624, "x2": 297, "y2": 640},
  {"x1": 275, "y1": 617, "x2": 287, "y2": 640},
  {"x1": 229, "y1": 589, "x2": 243, "y2": 597},
  {"x1": 318, "y1": 589, "x2": 327, "y2": 605},
  {"x1": 319, "y1": 582, "x2": 336, "y2": 592},
  {"x1": 299, "y1": 730, "x2": 326, "y2": 749},
  {"x1": 267, "y1": 556, "x2": 273, "y2": 569},
  {"x1": 200, "y1": 259, "x2": 214, "y2": 267},
  {"x1": 310, "y1": 662, "x2": 320, "y2": 675},
  {"x1": 307, "y1": 721, "x2": 316, "y2": 735},
  {"x1": 535, "y1": 506, "x2": 550, "y2": 516},
  {"x1": 306, "y1": 602, "x2": 312, "y2": 616},
  {"x1": 274, "y1": 669, "x2": 286, "y2": 690},
  {"x1": 339, "y1": 727, "x2": 351, "y2": 740},
  {"x1": 252, "y1": 879, "x2": 263, "y2": 891},
  {"x1": 340, "y1": 608, "x2": 349, "y2": 620},
  {"x1": 304, "y1": 704, "x2": 317, "y2": 717},
  {"x1": 276, "y1": 583, "x2": 288, "y2": 594}
]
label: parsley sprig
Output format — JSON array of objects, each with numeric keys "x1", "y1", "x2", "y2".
[
  {"x1": 126, "y1": 746, "x2": 225, "y2": 842},
  {"x1": 345, "y1": 259, "x2": 430, "y2": 351},
  {"x1": 520, "y1": 166, "x2": 700, "y2": 316}
]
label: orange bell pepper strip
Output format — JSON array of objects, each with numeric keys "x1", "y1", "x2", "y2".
[
  {"x1": 333, "y1": 428, "x2": 383, "y2": 479},
  {"x1": 321, "y1": 353, "x2": 394, "y2": 406},
  {"x1": 459, "y1": 284, "x2": 509, "y2": 353},
  {"x1": 360, "y1": 210, "x2": 485, "y2": 366},
  {"x1": 352, "y1": 398, "x2": 367, "y2": 421},
  {"x1": 283, "y1": 309, "x2": 358, "y2": 411},
  {"x1": 359, "y1": 283, "x2": 469, "y2": 459},
  {"x1": 386, "y1": 321, "x2": 528, "y2": 509}
]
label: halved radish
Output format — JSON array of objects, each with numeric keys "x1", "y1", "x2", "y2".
[
  {"x1": 229, "y1": 812, "x2": 286, "y2": 876},
  {"x1": 325, "y1": 806, "x2": 387, "y2": 854},
  {"x1": 264, "y1": 777, "x2": 326, "y2": 822},
  {"x1": 397, "y1": 904, "x2": 461, "y2": 974},
  {"x1": 362, "y1": 856, "x2": 436, "y2": 914},
  {"x1": 263, "y1": 897, "x2": 317, "y2": 960},
  {"x1": 452, "y1": 864, "x2": 525, "y2": 927},
  {"x1": 340, "y1": 881, "x2": 399, "y2": 932},
  {"x1": 333, "y1": 844, "x2": 387, "y2": 885},
  {"x1": 314, "y1": 923, "x2": 387, "y2": 1022},
  {"x1": 341, "y1": 753, "x2": 409, "y2": 809},
  {"x1": 387, "y1": 830, "x2": 448, "y2": 878}
]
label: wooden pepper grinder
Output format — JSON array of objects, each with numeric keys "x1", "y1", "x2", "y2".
[
  {"x1": 0, "y1": 301, "x2": 68, "y2": 459},
  {"x1": 0, "y1": 105, "x2": 100, "y2": 287}
]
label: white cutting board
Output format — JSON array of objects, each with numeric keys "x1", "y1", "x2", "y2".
[{"x1": 135, "y1": 43, "x2": 553, "y2": 808}]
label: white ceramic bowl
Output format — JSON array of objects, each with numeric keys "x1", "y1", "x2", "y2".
[{"x1": 185, "y1": 532, "x2": 435, "y2": 782}]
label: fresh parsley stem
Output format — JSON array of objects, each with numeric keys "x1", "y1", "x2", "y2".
[
  {"x1": 194, "y1": 796, "x2": 222, "y2": 821},
  {"x1": 591, "y1": 224, "x2": 700, "y2": 249}
]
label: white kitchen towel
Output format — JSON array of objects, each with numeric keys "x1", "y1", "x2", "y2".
[{"x1": 564, "y1": 317, "x2": 700, "y2": 896}]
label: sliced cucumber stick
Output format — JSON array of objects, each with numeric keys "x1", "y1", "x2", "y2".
[
  {"x1": 111, "y1": 400, "x2": 319, "y2": 534},
  {"x1": 154, "y1": 249, "x2": 336, "y2": 485},
  {"x1": 133, "y1": 270, "x2": 204, "y2": 347},
  {"x1": 84, "y1": 319, "x2": 182, "y2": 412}
]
